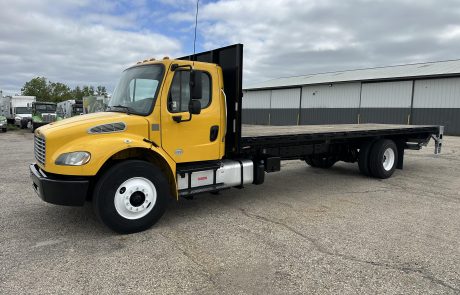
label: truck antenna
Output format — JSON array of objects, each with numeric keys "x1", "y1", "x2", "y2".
[{"x1": 192, "y1": 0, "x2": 200, "y2": 65}]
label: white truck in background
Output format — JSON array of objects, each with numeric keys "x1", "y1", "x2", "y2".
[
  {"x1": 57, "y1": 99, "x2": 84, "y2": 118},
  {"x1": 14, "y1": 106, "x2": 33, "y2": 128},
  {"x1": 2, "y1": 96, "x2": 36, "y2": 124}
]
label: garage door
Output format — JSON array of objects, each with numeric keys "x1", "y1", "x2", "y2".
[
  {"x1": 359, "y1": 81, "x2": 412, "y2": 124},
  {"x1": 270, "y1": 88, "x2": 300, "y2": 125}
]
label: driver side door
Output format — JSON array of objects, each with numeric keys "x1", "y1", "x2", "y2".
[{"x1": 160, "y1": 66, "x2": 221, "y2": 163}]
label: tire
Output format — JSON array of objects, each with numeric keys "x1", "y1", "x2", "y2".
[
  {"x1": 368, "y1": 139, "x2": 398, "y2": 179},
  {"x1": 2, "y1": 128, "x2": 6, "y2": 133},
  {"x1": 358, "y1": 140, "x2": 375, "y2": 176},
  {"x1": 305, "y1": 156, "x2": 336, "y2": 169},
  {"x1": 93, "y1": 160, "x2": 171, "y2": 234}
]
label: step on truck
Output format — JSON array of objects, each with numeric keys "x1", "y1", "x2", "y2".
[{"x1": 30, "y1": 44, "x2": 444, "y2": 233}]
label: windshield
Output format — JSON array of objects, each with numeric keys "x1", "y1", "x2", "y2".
[
  {"x1": 15, "y1": 107, "x2": 32, "y2": 114},
  {"x1": 35, "y1": 104, "x2": 56, "y2": 112},
  {"x1": 109, "y1": 65, "x2": 164, "y2": 115}
]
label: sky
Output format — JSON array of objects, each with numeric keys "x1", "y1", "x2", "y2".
[{"x1": 1, "y1": 0, "x2": 460, "y2": 96}]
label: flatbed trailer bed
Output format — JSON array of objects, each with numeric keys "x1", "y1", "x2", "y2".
[
  {"x1": 238, "y1": 123, "x2": 443, "y2": 172},
  {"x1": 242, "y1": 124, "x2": 439, "y2": 138},
  {"x1": 242, "y1": 124, "x2": 440, "y2": 148}
]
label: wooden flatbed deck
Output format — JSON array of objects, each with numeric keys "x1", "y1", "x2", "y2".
[
  {"x1": 242, "y1": 124, "x2": 436, "y2": 137},
  {"x1": 239, "y1": 124, "x2": 441, "y2": 152}
]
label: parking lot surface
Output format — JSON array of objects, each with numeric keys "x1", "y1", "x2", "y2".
[{"x1": 0, "y1": 130, "x2": 459, "y2": 294}]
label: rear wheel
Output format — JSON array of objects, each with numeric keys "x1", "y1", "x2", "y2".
[
  {"x1": 93, "y1": 160, "x2": 170, "y2": 234},
  {"x1": 368, "y1": 139, "x2": 398, "y2": 179},
  {"x1": 305, "y1": 156, "x2": 337, "y2": 169}
]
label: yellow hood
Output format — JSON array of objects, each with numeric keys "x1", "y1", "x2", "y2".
[{"x1": 34, "y1": 111, "x2": 151, "y2": 175}]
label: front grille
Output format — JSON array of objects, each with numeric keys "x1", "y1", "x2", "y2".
[
  {"x1": 42, "y1": 114, "x2": 56, "y2": 123},
  {"x1": 34, "y1": 135, "x2": 46, "y2": 166}
]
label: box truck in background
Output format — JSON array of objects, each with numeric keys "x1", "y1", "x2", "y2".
[
  {"x1": 2, "y1": 96, "x2": 36, "y2": 123},
  {"x1": 57, "y1": 100, "x2": 84, "y2": 118}
]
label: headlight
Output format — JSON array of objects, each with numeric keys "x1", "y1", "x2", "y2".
[{"x1": 55, "y1": 152, "x2": 91, "y2": 166}]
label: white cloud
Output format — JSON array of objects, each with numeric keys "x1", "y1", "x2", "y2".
[
  {"x1": 183, "y1": 0, "x2": 460, "y2": 87},
  {"x1": 439, "y1": 25, "x2": 460, "y2": 41},
  {"x1": 2, "y1": 0, "x2": 460, "y2": 94},
  {"x1": 0, "y1": 0, "x2": 182, "y2": 95}
]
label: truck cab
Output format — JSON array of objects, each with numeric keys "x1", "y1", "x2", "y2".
[
  {"x1": 14, "y1": 106, "x2": 32, "y2": 129},
  {"x1": 30, "y1": 45, "x2": 243, "y2": 233},
  {"x1": 31, "y1": 101, "x2": 62, "y2": 131}
]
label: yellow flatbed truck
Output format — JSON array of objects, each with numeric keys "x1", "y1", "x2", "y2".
[{"x1": 30, "y1": 44, "x2": 444, "y2": 233}]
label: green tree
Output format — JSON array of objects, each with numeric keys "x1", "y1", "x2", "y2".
[
  {"x1": 82, "y1": 86, "x2": 95, "y2": 97},
  {"x1": 22, "y1": 78, "x2": 109, "y2": 102},
  {"x1": 72, "y1": 86, "x2": 84, "y2": 100},
  {"x1": 96, "y1": 85, "x2": 108, "y2": 97},
  {"x1": 49, "y1": 82, "x2": 72, "y2": 102},
  {"x1": 21, "y1": 77, "x2": 50, "y2": 101}
]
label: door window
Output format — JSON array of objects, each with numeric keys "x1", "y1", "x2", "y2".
[{"x1": 168, "y1": 71, "x2": 211, "y2": 113}]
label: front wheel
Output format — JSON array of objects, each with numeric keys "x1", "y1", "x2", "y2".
[{"x1": 93, "y1": 160, "x2": 170, "y2": 234}]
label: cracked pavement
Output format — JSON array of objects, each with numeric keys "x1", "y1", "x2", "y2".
[{"x1": 0, "y1": 130, "x2": 459, "y2": 294}]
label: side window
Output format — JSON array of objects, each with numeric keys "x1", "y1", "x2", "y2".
[
  {"x1": 168, "y1": 70, "x2": 212, "y2": 113},
  {"x1": 169, "y1": 71, "x2": 190, "y2": 113}
]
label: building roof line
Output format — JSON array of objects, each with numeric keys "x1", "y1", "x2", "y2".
[
  {"x1": 246, "y1": 58, "x2": 460, "y2": 90},
  {"x1": 273, "y1": 58, "x2": 460, "y2": 80}
]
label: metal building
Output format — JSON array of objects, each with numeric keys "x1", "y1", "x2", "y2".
[{"x1": 242, "y1": 59, "x2": 460, "y2": 135}]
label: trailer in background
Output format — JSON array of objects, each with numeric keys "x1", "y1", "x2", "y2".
[
  {"x1": 0, "y1": 115, "x2": 7, "y2": 132},
  {"x1": 0, "y1": 96, "x2": 10, "y2": 118},
  {"x1": 83, "y1": 96, "x2": 108, "y2": 114},
  {"x1": 57, "y1": 99, "x2": 84, "y2": 118}
]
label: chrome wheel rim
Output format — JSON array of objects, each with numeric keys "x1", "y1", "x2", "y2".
[
  {"x1": 114, "y1": 177, "x2": 157, "y2": 220},
  {"x1": 382, "y1": 148, "x2": 395, "y2": 171}
]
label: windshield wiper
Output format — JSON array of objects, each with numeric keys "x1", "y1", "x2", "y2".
[{"x1": 108, "y1": 105, "x2": 133, "y2": 115}]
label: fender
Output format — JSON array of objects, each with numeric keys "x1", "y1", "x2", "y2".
[{"x1": 99, "y1": 139, "x2": 178, "y2": 199}]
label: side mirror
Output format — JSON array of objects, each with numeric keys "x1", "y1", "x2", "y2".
[
  {"x1": 189, "y1": 99, "x2": 201, "y2": 115},
  {"x1": 190, "y1": 71, "x2": 202, "y2": 100},
  {"x1": 172, "y1": 99, "x2": 201, "y2": 123}
]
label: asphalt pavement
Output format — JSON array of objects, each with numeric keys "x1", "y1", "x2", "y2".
[{"x1": 0, "y1": 130, "x2": 459, "y2": 294}]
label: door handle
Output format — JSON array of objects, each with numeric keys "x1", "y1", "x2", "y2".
[{"x1": 210, "y1": 125, "x2": 219, "y2": 142}]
